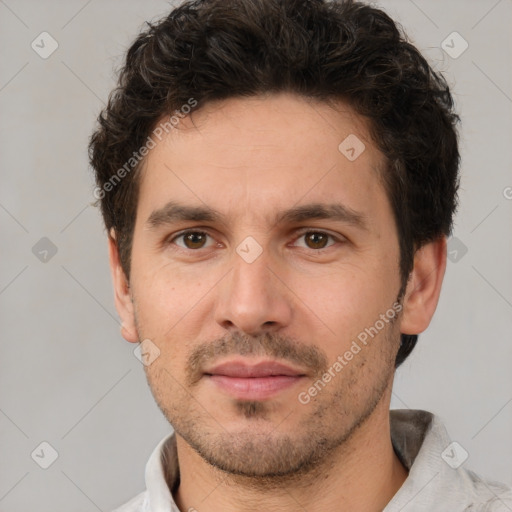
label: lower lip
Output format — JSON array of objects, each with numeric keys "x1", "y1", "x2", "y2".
[{"x1": 207, "y1": 375, "x2": 303, "y2": 400}]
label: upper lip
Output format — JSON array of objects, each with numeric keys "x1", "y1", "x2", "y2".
[{"x1": 204, "y1": 360, "x2": 307, "y2": 378}]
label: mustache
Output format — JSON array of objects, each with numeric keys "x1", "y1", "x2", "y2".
[{"x1": 185, "y1": 331, "x2": 329, "y2": 386}]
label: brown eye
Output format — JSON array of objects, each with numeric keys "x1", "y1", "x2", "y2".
[
  {"x1": 173, "y1": 231, "x2": 211, "y2": 250},
  {"x1": 304, "y1": 232, "x2": 330, "y2": 249},
  {"x1": 184, "y1": 232, "x2": 207, "y2": 249},
  {"x1": 292, "y1": 230, "x2": 339, "y2": 251}
]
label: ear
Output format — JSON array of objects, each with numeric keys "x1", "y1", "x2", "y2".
[
  {"x1": 108, "y1": 229, "x2": 139, "y2": 343},
  {"x1": 400, "y1": 236, "x2": 447, "y2": 335}
]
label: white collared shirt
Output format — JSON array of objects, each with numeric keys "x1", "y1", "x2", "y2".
[{"x1": 112, "y1": 410, "x2": 512, "y2": 512}]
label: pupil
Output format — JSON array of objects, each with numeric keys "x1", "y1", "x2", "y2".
[
  {"x1": 187, "y1": 233, "x2": 204, "y2": 248},
  {"x1": 308, "y1": 233, "x2": 326, "y2": 248}
]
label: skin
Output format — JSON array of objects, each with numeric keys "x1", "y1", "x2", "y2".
[{"x1": 109, "y1": 92, "x2": 447, "y2": 511}]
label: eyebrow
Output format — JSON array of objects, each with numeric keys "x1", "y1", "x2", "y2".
[{"x1": 145, "y1": 200, "x2": 369, "y2": 231}]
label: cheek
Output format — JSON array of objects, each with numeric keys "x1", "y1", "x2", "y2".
[
  {"x1": 132, "y1": 251, "x2": 193, "y2": 311},
  {"x1": 130, "y1": 266, "x2": 178, "y2": 342},
  {"x1": 288, "y1": 258, "x2": 398, "y2": 352},
  {"x1": 131, "y1": 261, "x2": 217, "y2": 358}
]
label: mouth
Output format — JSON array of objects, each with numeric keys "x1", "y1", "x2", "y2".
[{"x1": 203, "y1": 359, "x2": 307, "y2": 400}]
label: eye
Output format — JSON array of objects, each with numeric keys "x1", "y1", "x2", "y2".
[
  {"x1": 168, "y1": 229, "x2": 342, "y2": 253},
  {"x1": 170, "y1": 230, "x2": 215, "y2": 250},
  {"x1": 292, "y1": 231, "x2": 339, "y2": 251}
]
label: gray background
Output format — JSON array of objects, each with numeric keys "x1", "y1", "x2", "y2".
[{"x1": 0, "y1": 0, "x2": 511, "y2": 510}]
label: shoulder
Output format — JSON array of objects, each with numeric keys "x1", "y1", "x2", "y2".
[
  {"x1": 465, "y1": 472, "x2": 512, "y2": 511},
  {"x1": 388, "y1": 410, "x2": 512, "y2": 512}
]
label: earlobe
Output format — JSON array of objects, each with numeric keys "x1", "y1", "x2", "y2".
[
  {"x1": 108, "y1": 229, "x2": 139, "y2": 343},
  {"x1": 399, "y1": 236, "x2": 447, "y2": 336}
]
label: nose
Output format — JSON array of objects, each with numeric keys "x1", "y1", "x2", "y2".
[{"x1": 214, "y1": 247, "x2": 293, "y2": 336}]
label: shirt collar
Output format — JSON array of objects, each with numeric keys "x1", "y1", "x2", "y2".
[
  {"x1": 385, "y1": 410, "x2": 495, "y2": 510},
  {"x1": 144, "y1": 432, "x2": 178, "y2": 512}
]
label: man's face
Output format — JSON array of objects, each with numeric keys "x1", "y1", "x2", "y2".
[{"x1": 122, "y1": 93, "x2": 404, "y2": 477}]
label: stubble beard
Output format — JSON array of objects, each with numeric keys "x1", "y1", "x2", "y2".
[{"x1": 143, "y1": 320, "x2": 400, "y2": 488}]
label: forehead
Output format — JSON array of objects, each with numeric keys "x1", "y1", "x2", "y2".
[{"x1": 135, "y1": 93, "x2": 389, "y2": 229}]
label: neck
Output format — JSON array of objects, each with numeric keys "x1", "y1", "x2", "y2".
[{"x1": 173, "y1": 399, "x2": 408, "y2": 512}]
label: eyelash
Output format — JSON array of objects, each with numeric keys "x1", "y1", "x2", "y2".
[{"x1": 167, "y1": 229, "x2": 343, "y2": 253}]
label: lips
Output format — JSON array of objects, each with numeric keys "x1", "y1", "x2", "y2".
[
  {"x1": 203, "y1": 360, "x2": 307, "y2": 400},
  {"x1": 204, "y1": 360, "x2": 306, "y2": 378}
]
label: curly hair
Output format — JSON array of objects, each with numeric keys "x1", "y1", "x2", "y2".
[{"x1": 89, "y1": 0, "x2": 460, "y2": 368}]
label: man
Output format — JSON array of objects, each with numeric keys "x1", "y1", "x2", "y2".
[{"x1": 89, "y1": 0, "x2": 512, "y2": 510}]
